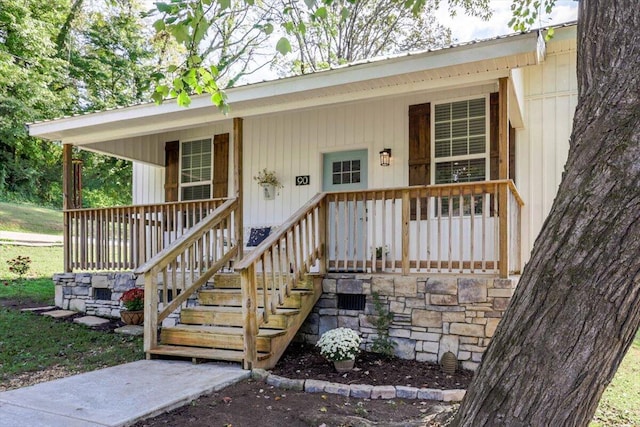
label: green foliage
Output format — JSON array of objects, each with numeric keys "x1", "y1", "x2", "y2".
[
  {"x1": 0, "y1": 308, "x2": 143, "y2": 380},
  {"x1": 369, "y1": 292, "x2": 396, "y2": 357},
  {"x1": 152, "y1": 0, "x2": 491, "y2": 105},
  {"x1": 4, "y1": 256, "x2": 32, "y2": 297},
  {"x1": 508, "y1": 0, "x2": 557, "y2": 40}
]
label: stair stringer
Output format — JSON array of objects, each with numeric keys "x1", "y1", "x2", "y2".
[{"x1": 254, "y1": 275, "x2": 323, "y2": 369}]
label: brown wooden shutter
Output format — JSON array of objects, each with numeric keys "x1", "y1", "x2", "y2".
[
  {"x1": 489, "y1": 92, "x2": 499, "y2": 182},
  {"x1": 509, "y1": 123, "x2": 516, "y2": 183},
  {"x1": 408, "y1": 102, "x2": 431, "y2": 220},
  {"x1": 213, "y1": 133, "x2": 229, "y2": 198},
  {"x1": 164, "y1": 140, "x2": 179, "y2": 202}
]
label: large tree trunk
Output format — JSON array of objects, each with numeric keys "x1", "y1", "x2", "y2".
[{"x1": 453, "y1": 1, "x2": 640, "y2": 425}]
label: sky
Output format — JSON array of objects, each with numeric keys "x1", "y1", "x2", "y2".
[{"x1": 436, "y1": 0, "x2": 578, "y2": 43}]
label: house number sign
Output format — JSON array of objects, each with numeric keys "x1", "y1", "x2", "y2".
[{"x1": 295, "y1": 175, "x2": 310, "y2": 186}]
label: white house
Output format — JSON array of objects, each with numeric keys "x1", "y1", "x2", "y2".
[{"x1": 29, "y1": 22, "x2": 577, "y2": 370}]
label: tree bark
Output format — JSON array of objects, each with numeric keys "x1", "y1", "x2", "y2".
[{"x1": 453, "y1": 1, "x2": 640, "y2": 425}]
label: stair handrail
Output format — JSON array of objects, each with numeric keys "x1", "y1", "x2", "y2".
[
  {"x1": 235, "y1": 192, "x2": 326, "y2": 369},
  {"x1": 134, "y1": 198, "x2": 239, "y2": 355}
]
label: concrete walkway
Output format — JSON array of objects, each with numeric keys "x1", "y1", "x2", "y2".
[
  {"x1": 0, "y1": 231, "x2": 63, "y2": 246},
  {"x1": 0, "y1": 360, "x2": 249, "y2": 427}
]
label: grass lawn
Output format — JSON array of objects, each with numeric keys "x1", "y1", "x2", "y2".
[
  {"x1": 0, "y1": 201, "x2": 63, "y2": 235},
  {"x1": 0, "y1": 245, "x2": 63, "y2": 280},
  {"x1": 592, "y1": 331, "x2": 640, "y2": 426},
  {"x1": 0, "y1": 308, "x2": 143, "y2": 381}
]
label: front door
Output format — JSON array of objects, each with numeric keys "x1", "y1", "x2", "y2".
[{"x1": 322, "y1": 150, "x2": 368, "y2": 271}]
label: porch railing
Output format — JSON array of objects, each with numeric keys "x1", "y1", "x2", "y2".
[
  {"x1": 133, "y1": 198, "x2": 239, "y2": 354},
  {"x1": 233, "y1": 193, "x2": 326, "y2": 369},
  {"x1": 63, "y1": 199, "x2": 228, "y2": 272},
  {"x1": 326, "y1": 180, "x2": 523, "y2": 276}
]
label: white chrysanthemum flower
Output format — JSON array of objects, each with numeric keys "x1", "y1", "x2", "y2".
[{"x1": 316, "y1": 327, "x2": 362, "y2": 362}]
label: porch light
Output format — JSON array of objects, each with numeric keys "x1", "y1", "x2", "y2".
[{"x1": 379, "y1": 148, "x2": 392, "y2": 166}]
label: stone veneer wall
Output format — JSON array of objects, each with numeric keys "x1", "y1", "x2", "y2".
[
  {"x1": 297, "y1": 274, "x2": 518, "y2": 371},
  {"x1": 52, "y1": 272, "x2": 191, "y2": 324}
]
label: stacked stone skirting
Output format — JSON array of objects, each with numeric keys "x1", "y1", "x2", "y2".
[
  {"x1": 297, "y1": 274, "x2": 519, "y2": 371},
  {"x1": 252, "y1": 370, "x2": 465, "y2": 402},
  {"x1": 52, "y1": 272, "x2": 194, "y2": 324}
]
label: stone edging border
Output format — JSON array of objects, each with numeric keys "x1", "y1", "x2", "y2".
[{"x1": 251, "y1": 369, "x2": 466, "y2": 402}]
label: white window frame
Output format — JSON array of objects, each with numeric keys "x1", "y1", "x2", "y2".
[
  {"x1": 430, "y1": 94, "x2": 490, "y2": 185},
  {"x1": 179, "y1": 137, "x2": 213, "y2": 201}
]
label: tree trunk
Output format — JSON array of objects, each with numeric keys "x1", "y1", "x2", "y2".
[{"x1": 453, "y1": 1, "x2": 640, "y2": 425}]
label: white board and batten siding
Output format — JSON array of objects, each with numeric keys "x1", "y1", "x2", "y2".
[
  {"x1": 242, "y1": 84, "x2": 496, "y2": 227},
  {"x1": 517, "y1": 43, "x2": 578, "y2": 264},
  {"x1": 131, "y1": 122, "x2": 234, "y2": 205}
]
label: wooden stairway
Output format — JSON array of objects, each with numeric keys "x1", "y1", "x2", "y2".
[{"x1": 148, "y1": 273, "x2": 322, "y2": 369}]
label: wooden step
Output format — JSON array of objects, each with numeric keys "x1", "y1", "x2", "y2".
[
  {"x1": 180, "y1": 306, "x2": 300, "y2": 329},
  {"x1": 161, "y1": 325, "x2": 284, "y2": 352},
  {"x1": 212, "y1": 273, "x2": 313, "y2": 290},
  {"x1": 198, "y1": 288, "x2": 311, "y2": 308},
  {"x1": 148, "y1": 344, "x2": 269, "y2": 362}
]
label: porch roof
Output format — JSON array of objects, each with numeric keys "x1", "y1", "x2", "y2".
[{"x1": 29, "y1": 23, "x2": 576, "y2": 147}]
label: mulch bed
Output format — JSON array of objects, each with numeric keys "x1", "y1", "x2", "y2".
[{"x1": 271, "y1": 342, "x2": 474, "y2": 389}]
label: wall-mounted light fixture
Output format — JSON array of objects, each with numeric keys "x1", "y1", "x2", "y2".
[{"x1": 379, "y1": 148, "x2": 392, "y2": 166}]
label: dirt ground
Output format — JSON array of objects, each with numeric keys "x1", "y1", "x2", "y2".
[
  {"x1": 135, "y1": 378, "x2": 459, "y2": 427},
  {"x1": 135, "y1": 343, "x2": 471, "y2": 427}
]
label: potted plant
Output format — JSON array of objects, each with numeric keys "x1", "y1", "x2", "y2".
[
  {"x1": 316, "y1": 327, "x2": 362, "y2": 372},
  {"x1": 253, "y1": 168, "x2": 283, "y2": 200},
  {"x1": 120, "y1": 288, "x2": 144, "y2": 325}
]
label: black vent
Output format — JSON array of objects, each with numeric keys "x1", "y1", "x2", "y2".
[
  {"x1": 94, "y1": 288, "x2": 112, "y2": 301},
  {"x1": 337, "y1": 294, "x2": 366, "y2": 311}
]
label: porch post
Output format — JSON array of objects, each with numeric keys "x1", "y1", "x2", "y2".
[
  {"x1": 234, "y1": 117, "x2": 244, "y2": 260},
  {"x1": 62, "y1": 144, "x2": 73, "y2": 272},
  {"x1": 498, "y1": 77, "x2": 510, "y2": 278}
]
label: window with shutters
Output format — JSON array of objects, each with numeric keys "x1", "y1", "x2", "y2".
[
  {"x1": 432, "y1": 97, "x2": 488, "y2": 215},
  {"x1": 180, "y1": 138, "x2": 212, "y2": 201}
]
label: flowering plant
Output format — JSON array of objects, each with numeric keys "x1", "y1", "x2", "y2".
[
  {"x1": 120, "y1": 288, "x2": 144, "y2": 311},
  {"x1": 316, "y1": 327, "x2": 362, "y2": 362},
  {"x1": 253, "y1": 168, "x2": 283, "y2": 189}
]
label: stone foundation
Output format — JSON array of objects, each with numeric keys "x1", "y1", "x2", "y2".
[
  {"x1": 297, "y1": 274, "x2": 518, "y2": 371},
  {"x1": 52, "y1": 272, "x2": 192, "y2": 324}
]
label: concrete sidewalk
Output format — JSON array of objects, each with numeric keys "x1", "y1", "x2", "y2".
[
  {"x1": 0, "y1": 231, "x2": 63, "y2": 246},
  {"x1": 0, "y1": 360, "x2": 249, "y2": 427}
]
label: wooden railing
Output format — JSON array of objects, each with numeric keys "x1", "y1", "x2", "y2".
[
  {"x1": 63, "y1": 199, "x2": 227, "y2": 272},
  {"x1": 133, "y1": 198, "x2": 239, "y2": 354},
  {"x1": 325, "y1": 180, "x2": 523, "y2": 276},
  {"x1": 233, "y1": 193, "x2": 326, "y2": 369}
]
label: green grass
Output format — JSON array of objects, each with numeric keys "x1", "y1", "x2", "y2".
[
  {"x1": 0, "y1": 201, "x2": 63, "y2": 235},
  {"x1": 592, "y1": 332, "x2": 640, "y2": 426},
  {"x1": 0, "y1": 308, "x2": 143, "y2": 380},
  {"x1": 0, "y1": 245, "x2": 63, "y2": 280},
  {"x1": 0, "y1": 278, "x2": 54, "y2": 304}
]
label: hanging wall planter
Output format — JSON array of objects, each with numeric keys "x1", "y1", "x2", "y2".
[
  {"x1": 254, "y1": 168, "x2": 283, "y2": 200},
  {"x1": 261, "y1": 183, "x2": 276, "y2": 200}
]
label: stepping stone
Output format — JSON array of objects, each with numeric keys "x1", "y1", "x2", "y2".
[
  {"x1": 74, "y1": 316, "x2": 110, "y2": 327},
  {"x1": 42, "y1": 310, "x2": 76, "y2": 319},
  {"x1": 20, "y1": 306, "x2": 56, "y2": 312},
  {"x1": 115, "y1": 325, "x2": 144, "y2": 336}
]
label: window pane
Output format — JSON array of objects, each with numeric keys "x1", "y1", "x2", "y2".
[
  {"x1": 434, "y1": 140, "x2": 451, "y2": 158},
  {"x1": 468, "y1": 118, "x2": 485, "y2": 136},
  {"x1": 435, "y1": 122, "x2": 451, "y2": 140},
  {"x1": 451, "y1": 101, "x2": 468, "y2": 120},
  {"x1": 342, "y1": 172, "x2": 351, "y2": 184},
  {"x1": 342, "y1": 161, "x2": 351, "y2": 172},
  {"x1": 352, "y1": 172, "x2": 360, "y2": 183},
  {"x1": 435, "y1": 104, "x2": 450, "y2": 122},
  {"x1": 451, "y1": 120, "x2": 467, "y2": 138},
  {"x1": 352, "y1": 160, "x2": 360, "y2": 171},
  {"x1": 451, "y1": 138, "x2": 468, "y2": 156},
  {"x1": 333, "y1": 162, "x2": 341, "y2": 173}
]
